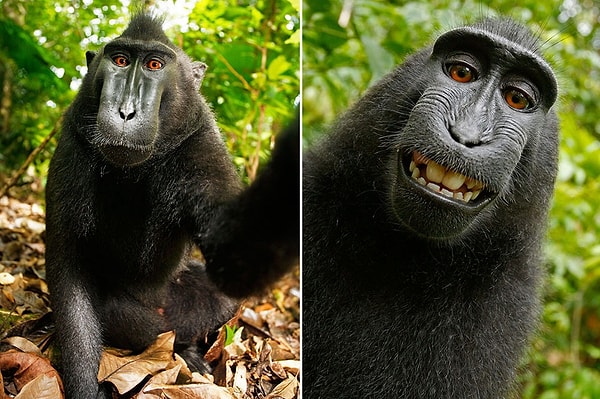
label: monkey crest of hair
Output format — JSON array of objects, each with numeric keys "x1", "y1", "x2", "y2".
[
  {"x1": 303, "y1": 18, "x2": 557, "y2": 398},
  {"x1": 45, "y1": 12, "x2": 298, "y2": 399},
  {"x1": 121, "y1": 13, "x2": 169, "y2": 43}
]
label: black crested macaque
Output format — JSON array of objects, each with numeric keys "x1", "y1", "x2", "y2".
[
  {"x1": 303, "y1": 19, "x2": 558, "y2": 398},
  {"x1": 45, "y1": 13, "x2": 299, "y2": 399}
]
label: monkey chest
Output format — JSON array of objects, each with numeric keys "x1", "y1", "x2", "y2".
[{"x1": 87, "y1": 183, "x2": 187, "y2": 278}]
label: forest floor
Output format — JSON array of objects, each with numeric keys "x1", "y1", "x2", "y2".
[{"x1": 0, "y1": 185, "x2": 300, "y2": 399}]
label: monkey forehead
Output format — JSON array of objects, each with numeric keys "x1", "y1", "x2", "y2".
[
  {"x1": 104, "y1": 38, "x2": 178, "y2": 59},
  {"x1": 433, "y1": 25, "x2": 558, "y2": 103}
]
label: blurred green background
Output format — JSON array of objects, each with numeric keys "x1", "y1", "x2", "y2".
[
  {"x1": 2, "y1": 0, "x2": 600, "y2": 396},
  {"x1": 0, "y1": 0, "x2": 299, "y2": 185},
  {"x1": 304, "y1": 0, "x2": 600, "y2": 397}
]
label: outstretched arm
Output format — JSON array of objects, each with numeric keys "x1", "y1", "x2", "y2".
[{"x1": 202, "y1": 117, "x2": 300, "y2": 298}]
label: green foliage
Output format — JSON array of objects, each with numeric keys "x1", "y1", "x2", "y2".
[
  {"x1": 302, "y1": 0, "x2": 491, "y2": 143},
  {"x1": 224, "y1": 324, "x2": 239, "y2": 346},
  {"x1": 0, "y1": 0, "x2": 299, "y2": 184},
  {"x1": 183, "y1": 0, "x2": 299, "y2": 181},
  {"x1": 0, "y1": 0, "x2": 128, "y2": 175},
  {"x1": 303, "y1": 0, "x2": 600, "y2": 396}
]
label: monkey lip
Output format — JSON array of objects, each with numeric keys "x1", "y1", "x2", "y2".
[
  {"x1": 99, "y1": 144, "x2": 153, "y2": 166},
  {"x1": 403, "y1": 151, "x2": 493, "y2": 207}
]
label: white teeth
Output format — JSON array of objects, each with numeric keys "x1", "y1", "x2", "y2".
[
  {"x1": 409, "y1": 152, "x2": 486, "y2": 204},
  {"x1": 426, "y1": 161, "x2": 445, "y2": 183},
  {"x1": 413, "y1": 173, "x2": 482, "y2": 204},
  {"x1": 441, "y1": 188, "x2": 454, "y2": 198},
  {"x1": 427, "y1": 182, "x2": 441, "y2": 192},
  {"x1": 411, "y1": 162, "x2": 420, "y2": 179},
  {"x1": 442, "y1": 170, "x2": 466, "y2": 190},
  {"x1": 466, "y1": 177, "x2": 477, "y2": 189}
]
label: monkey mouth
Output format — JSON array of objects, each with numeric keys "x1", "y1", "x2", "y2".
[
  {"x1": 99, "y1": 144, "x2": 153, "y2": 167},
  {"x1": 403, "y1": 151, "x2": 493, "y2": 206}
]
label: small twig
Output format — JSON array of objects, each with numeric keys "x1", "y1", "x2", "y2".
[
  {"x1": 570, "y1": 290, "x2": 584, "y2": 369},
  {"x1": 0, "y1": 116, "x2": 62, "y2": 198},
  {"x1": 213, "y1": 51, "x2": 255, "y2": 94}
]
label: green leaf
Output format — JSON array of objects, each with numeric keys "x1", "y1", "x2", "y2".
[
  {"x1": 267, "y1": 55, "x2": 292, "y2": 80},
  {"x1": 224, "y1": 324, "x2": 239, "y2": 346}
]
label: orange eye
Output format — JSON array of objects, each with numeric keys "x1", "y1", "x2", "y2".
[
  {"x1": 112, "y1": 55, "x2": 129, "y2": 67},
  {"x1": 146, "y1": 59, "x2": 163, "y2": 70},
  {"x1": 448, "y1": 63, "x2": 474, "y2": 83},
  {"x1": 504, "y1": 89, "x2": 530, "y2": 110}
]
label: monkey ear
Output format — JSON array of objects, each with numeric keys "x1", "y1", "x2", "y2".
[
  {"x1": 191, "y1": 62, "x2": 208, "y2": 89},
  {"x1": 86, "y1": 51, "x2": 97, "y2": 67}
]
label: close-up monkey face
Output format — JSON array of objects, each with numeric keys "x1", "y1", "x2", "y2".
[{"x1": 388, "y1": 21, "x2": 558, "y2": 239}]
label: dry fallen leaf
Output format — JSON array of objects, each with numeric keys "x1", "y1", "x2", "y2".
[
  {"x1": 232, "y1": 361, "x2": 247, "y2": 398},
  {"x1": 136, "y1": 365, "x2": 181, "y2": 399},
  {"x1": 1, "y1": 196, "x2": 300, "y2": 398},
  {"x1": 0, "y1": 350, "x2": 63, "y2": 394},
  {"x1": 204, "y1": 308, "x2": 242, "y2": 364},
  {"x1": 14, "y1": 374, "x2": 63, "y2": 399},
  {"x1": 140, "y1": 380, "x2": 235, "y2": 399},
  {"x1": 276, "y1": 360, "x2": 300, "y2": 375},
  {"x1": 265, "y1": 375, "x2": 298, "y2": 399},
  {"x1": 98, "y1": 331, "x2": 176, "y2": 395},
  {"x1": 0, "y1": 272, "x2": 15, "y2": 285},
  {"x1": 1, "y1": 336, "x2": 42, "y2": 355}
]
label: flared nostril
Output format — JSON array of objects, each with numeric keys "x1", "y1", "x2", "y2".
[{"x1": 449, "y1": 123, "x2": 482, "y2": 147}]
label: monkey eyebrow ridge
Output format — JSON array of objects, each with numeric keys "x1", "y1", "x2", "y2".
[
  {"x1": 105, "y1": 39, "x2": 177, "y2": 59},
  {"x1": 443, "y1": 27, "x2": 557, "y2": 103}
]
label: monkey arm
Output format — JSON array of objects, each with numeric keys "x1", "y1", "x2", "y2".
[
  {"x1": 45, "y1": 143, "x2": 107, "y2": 399},
  {"x1": 201, "y1": 117, "x2": 300, "y2": 298},
  {"x1": 45, "y1": 241, "x2": 106, "y2": 399}
]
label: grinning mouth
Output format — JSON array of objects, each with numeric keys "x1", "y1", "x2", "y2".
[{"x1": 407, "y1": 151, "x2": 489, "y2": 204}]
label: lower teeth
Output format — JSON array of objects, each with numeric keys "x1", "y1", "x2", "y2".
[
  {"x1": 412, "y1": 174, "x2": 480, "y2": 203},
  {"x1": 407, "y1": 153, "x2": 484, "y2": 204}
]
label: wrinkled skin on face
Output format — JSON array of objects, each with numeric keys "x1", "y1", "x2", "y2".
[
  {"x1": 93, "y1": 41, "x2": 175, "y2": 165},
  {"x1": 386, "y1": 24, "x2": 557, "y2": 239},
  {"x1": 82, "y1": 27, "x2": 207, "y2": 167}
]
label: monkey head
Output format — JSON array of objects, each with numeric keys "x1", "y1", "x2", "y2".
[
  {"x1": 388, "y1": 19, "x2": 558, "y2": 239},
  {"x1": 79, "y1": 16, "x2": 208, "y2": 167}
]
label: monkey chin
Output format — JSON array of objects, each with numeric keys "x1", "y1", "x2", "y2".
[
  {"x1": 391, "y1": 151, "x2": 497, "y2": 240},
  {"x1": 99, "y1": 144, "x2": 153, "y2": 167}
]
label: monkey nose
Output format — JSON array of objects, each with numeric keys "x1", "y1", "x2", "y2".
[
  {"x1": 449, "y1": 120, "x2": 482, "y2": 147},
  {"x1": 119, "y1": 103, "x2": 136, "y2": 121}
]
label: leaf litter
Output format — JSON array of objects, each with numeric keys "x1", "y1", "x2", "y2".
[{"x1": 0, "y1": 194, "x2": 300, "y2": 398}]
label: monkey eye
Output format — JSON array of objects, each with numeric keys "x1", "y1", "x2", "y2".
[
  {"x1": 503, "y1": 88, "x2": 533, "y2": 110},
  {"x1": 447, "y1": 63, "x2": 476, "y2": 83},
  {"x1": 146, "y1": 58, "x2": 164, "y2": 71},
  {"x1": 112, "y1": 54, "x2": 129, "y2": 67}
]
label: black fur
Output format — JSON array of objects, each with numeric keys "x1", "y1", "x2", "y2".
[
  {"x1": 46, "y1": 13, "x2": 298, "y2": 399},
  {"x1": 303, "y1": 19, "x2": 558, "y2": 398}
]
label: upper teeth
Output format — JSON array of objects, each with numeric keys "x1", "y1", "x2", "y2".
[{"x1": 409, "y1": 151, "x2": 484, "y2": 203}]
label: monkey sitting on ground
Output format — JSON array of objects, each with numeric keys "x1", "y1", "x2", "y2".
[
  {"x1": 45, "y1": 13, "x2": 299, "y2": 399},
  {"x1": 303, "y1": 18, "x2": 558, "y2": 398}
]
